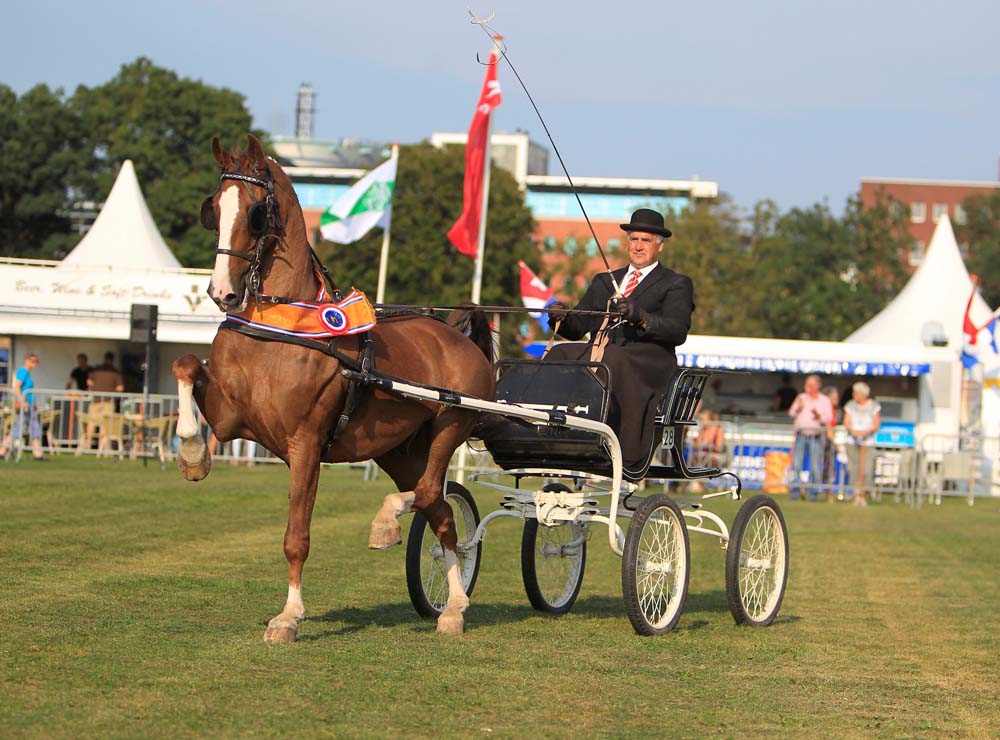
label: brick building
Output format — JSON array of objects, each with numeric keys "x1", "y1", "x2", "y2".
[{"x1": 860, "y1": 177, "x2": 1000, "y2": 266}]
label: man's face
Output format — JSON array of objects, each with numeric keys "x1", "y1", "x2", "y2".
[
  {"x1": 26, "y1": 357, "x2": 39, "y2": 370},
  {"x1": 626, "y1": 231, "x2": 663, "y2": 270},
  {"x1": 805, "y1": 377, "x2": 820, "y2": 395}
]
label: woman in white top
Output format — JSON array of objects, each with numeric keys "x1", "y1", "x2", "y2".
[{"x1": 843, "y1": 381, "x2": 881, "y2": 507}]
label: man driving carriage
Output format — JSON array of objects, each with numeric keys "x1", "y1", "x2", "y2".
[{"x1": 545, "y1": 208, "x2": 695, "y2": 472}]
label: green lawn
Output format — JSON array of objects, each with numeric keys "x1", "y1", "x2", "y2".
[{"x1": 1, "y1": 458, "x2": 998, "y2": 738}]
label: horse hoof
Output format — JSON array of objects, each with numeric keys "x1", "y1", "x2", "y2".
[
  {"x1": 178, "y1": 438, "x2": 211, "y2": 481},
  {"x1": 436, "y1": 608, "x2": 465, "y2": 636},
  {"x1": 263, "y1": 626, "x2": 297, "y2": 643},
  {"x1": 263, "y1": 617, "x2": 299, "y2": 643},
  {"x1": 368, "y1": 521, "x2": 402, "y2": 550}
]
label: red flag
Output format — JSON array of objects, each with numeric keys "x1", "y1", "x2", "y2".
[
  {"x1": 447, "y1": 51, "x2": 502, "y2": 259},
  {"x1": 964, "y1": 275, "x2": 980, "y2": 344}
]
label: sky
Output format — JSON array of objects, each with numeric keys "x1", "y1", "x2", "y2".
[{"x1": 4, "y1": 0, "x2": 999, "y2": 213}]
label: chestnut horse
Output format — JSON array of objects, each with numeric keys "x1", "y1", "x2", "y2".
[{"x1": 173, "y1": 135, "x2": 495, "y2": 642}]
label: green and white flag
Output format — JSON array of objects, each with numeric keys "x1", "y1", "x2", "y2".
[{"x1": 319, "y1": 156, "x2": 397, "y2": 244}]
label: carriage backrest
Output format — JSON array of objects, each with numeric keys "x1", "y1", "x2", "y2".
[
  {"x1": 494, "y1": 359, "x2": 611, "y2": 423},
  {"x1": 657, "y1": 368, "x2": 711, "y2": 427}
]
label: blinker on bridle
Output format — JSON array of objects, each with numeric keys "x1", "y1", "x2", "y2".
[
  {"x1": 201, "y1": 171, "x2": 279, "y2": 258},
  {"x1": 200, "y1": 169, "x2": 286, "y2": 302},
  {"x1": 200, "y1": 166, "x2": 340, "y2": 306}
]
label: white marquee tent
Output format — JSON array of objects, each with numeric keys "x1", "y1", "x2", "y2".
[
  {"x1": 847, "y1": 215, "x2": 993, "y2": 347},
  {"x1": 0, "y1": 161, "x2": 219, "y2": 390}
]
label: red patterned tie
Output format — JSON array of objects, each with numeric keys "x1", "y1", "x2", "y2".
[{"x1": 622, "y1": 270, "x2": 641, "y2": 297}]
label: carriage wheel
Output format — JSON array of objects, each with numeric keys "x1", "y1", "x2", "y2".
[
  {"x1": 521, "y1": 484, "x2": 587, "y2": 614},
  {"x1": 621, "y1": 494, "x2": 690, "y2": 636},
  {"x1": 405, "y1": 482, "x2": 482, "y2": 619},
  {"x1": 725, "y1": 495, "x2": 789, "y2": 627}
]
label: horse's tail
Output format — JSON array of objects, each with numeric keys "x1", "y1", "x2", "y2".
[{"x1": 447, "y1": 303, "x2": 494, "y2": 366}]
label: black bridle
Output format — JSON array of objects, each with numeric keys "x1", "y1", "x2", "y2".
[{"x1": 201, "y1": 167, "x2": 339, "y2": 305}]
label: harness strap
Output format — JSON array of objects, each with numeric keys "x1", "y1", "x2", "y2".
[
  {"x1": 220, "y1": 320, "x2": 377, "y2": 453},
  {"x1": 329, "y1": 333, "x2": 375, "y2": 447},
  {"x1": 588, "y1": 299, "x2": 615, "y2": 364},
  {"x1": 219, "y1": 320, "x2": 363, "y2": 370}
]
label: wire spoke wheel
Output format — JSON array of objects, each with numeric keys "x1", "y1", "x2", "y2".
[
  {"x1": 406, "y1": 482, "x2": 482, "y2": 618},
  {"x1": 726, "y1": 495, "x2": 789, "y2": 627},
  {"x1": 521, "y1": 483, "x2": 586, "y2": 614},
  {"x1": 522, "y1": 519, "x2": 587, "y2": 614},
  {"x1": 621, "y1": 494, "x2": 689, "y2": 636}
]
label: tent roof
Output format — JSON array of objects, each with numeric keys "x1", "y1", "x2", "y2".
[
  {"x1": 60, "y1": 160, "x2": 182, "y2": 270},
  {"x1": 846, "y1": 215, "x2": 992, "y2": 347}
]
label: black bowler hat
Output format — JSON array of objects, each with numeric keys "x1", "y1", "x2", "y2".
[{"x1": 620, "y1": 208, "x2": 672, "y2": 238}]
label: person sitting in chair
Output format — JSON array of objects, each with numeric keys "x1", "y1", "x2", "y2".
[{"x1": 546, "y1": 208, "x2": 695, "y2": 473}]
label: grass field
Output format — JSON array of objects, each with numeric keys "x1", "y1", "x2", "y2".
[{"x1": 1, "y1": 458, "x2": 998, "y2": 738}]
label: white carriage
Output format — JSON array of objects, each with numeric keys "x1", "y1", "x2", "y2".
[{"x1": 347, "y1": 358, "x2": 789, "y2": 635}]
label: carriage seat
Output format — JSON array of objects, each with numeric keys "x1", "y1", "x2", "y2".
[
  {"x1": 479, "y1": 361, "x2": 722, "y2": 483},
  {"x1": 480, "y1": 359, "x2": 613, "y2": 474}
]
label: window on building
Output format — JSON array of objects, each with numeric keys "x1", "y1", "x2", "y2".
[
  {"x1": 910, "y1": 202, "x2": 926, "y2": 223},
  {"x1": 909, "y1": 240, "x2": 925, "y2": 267},
  {"x1": 954, "y1": 204, "x2": 967, "y2": 225},
  {"x1": 606, "y1": 238, "x2": 621, "y2": 252},
  {"x1": 542, "y1": 236, "x2": 557, "y2": 254},
  {"x1": 563, "y1": 236, "x2": 577, "y2": 256},
  {"x1": 932, "y1": 203, "x2": 948, "y2": 223},
  {"x1": 584, "y1": 238, "x2": 598, "y2": 257}
]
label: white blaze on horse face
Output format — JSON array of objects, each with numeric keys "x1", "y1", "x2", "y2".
[
  {"x1": 175, "y1": 379, "x2": 199, "y2": 439},
  {"x1": 209, "y1": 185, "x2": 244, "y2": 308}
]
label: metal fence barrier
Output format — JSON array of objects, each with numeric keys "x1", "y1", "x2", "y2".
[{"x1": 4, "y1": 388, "x2": 999, "y2": 505}]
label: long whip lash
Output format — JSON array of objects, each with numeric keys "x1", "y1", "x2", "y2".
[{"x1": 468, "y1": 10, "x2": 623, "y2": 297}]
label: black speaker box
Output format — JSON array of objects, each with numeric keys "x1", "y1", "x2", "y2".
[{"x1": 129, "y1": 304, "x2": 158, "y2": 343}]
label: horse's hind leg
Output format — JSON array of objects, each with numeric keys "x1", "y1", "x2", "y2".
[
  {"x1": 411, "y1": 411, "x2": 477, "y2": 635},
  {"x1": 173, "y1": 355, "x2": 212, "y2": 481}
]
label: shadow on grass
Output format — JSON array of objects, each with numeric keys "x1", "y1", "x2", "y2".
[{"x1": 297, "y1": 589, "x2": 799, "y2": 641}]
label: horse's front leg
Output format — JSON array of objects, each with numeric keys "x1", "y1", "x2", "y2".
[
  {"x1": 173, "y1": 355, "x2": 213, "y2": 481},
  {"x1": 263, "y1": 443, "x2": 321, "y2": 644}
]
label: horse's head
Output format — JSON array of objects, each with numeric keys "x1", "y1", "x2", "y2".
[{"x1": 202, "y1": 134, "x2": 282, "y2": 312}]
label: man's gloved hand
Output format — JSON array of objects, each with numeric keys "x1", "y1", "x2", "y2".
[
  {"x1": 546, "y1": 300, "x2": 569, "y2": 327},
  {"x1": 614, "y1": 297, "x2": 645, "y2": 326}
]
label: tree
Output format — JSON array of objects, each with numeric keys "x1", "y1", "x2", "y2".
[
  {"x1": 960, "y1": 191, "x2": 1000, "y2": 307},
  {"x1": 747, "y1": 194, "x2": 910, "y2": 340},
  {"x1": 314, "y1": 142, "x2": 537, "y2": 356},
  {"x1": 70, "y1": 58, "x2": 259, "y2": 267},
  {"x1": 0, "y1": 84, "x2": 88, "y2": 258},
  {"x1": 662, "y1": 194, "x2": 761, "y2": 337}
]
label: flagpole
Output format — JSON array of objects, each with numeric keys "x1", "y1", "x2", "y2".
[
  {"x1": 470, "y1": 36, "x2": 501, "y2": 305},
  {"x1": 375, "y1": 143, "x2": 399, "y2": 305}
]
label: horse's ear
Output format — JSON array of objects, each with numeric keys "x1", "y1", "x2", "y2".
[
  {"x1": 246, "y1": 134, "x2": 266, "y2": 166},
  {"x1": 211, "y1": 136, "x2": 229, "y2": 167}
]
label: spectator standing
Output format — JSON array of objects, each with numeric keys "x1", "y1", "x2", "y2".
[
  {"x1": 0, "y1": 353, "x2": 45, "y2": 461},
  {"x1": 66, "y1": 353, "x2": 91, "y2": 391},
  {"x1": 788, "y1": 374, "x2": 834, "y2": 500},
  {"x1": 772, "y1": 373, "x2": 798, "y2": 412},
  {"x1": 229, "y1": 438, "x2": 258, "y2": 466},
  {"x1": 821, "y1": 386, "x2": 842, "y2": 503},
  {"x1": 844, "y1": 381, "x2": 882, "y2": 507},
  {"x1": 81, "y1": 351, "x2": 125, "y2": 454}
]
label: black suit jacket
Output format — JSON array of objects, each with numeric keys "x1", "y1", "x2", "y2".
[{"x1": 553, "y1": 264, "x2": 695, "y2": 353}]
